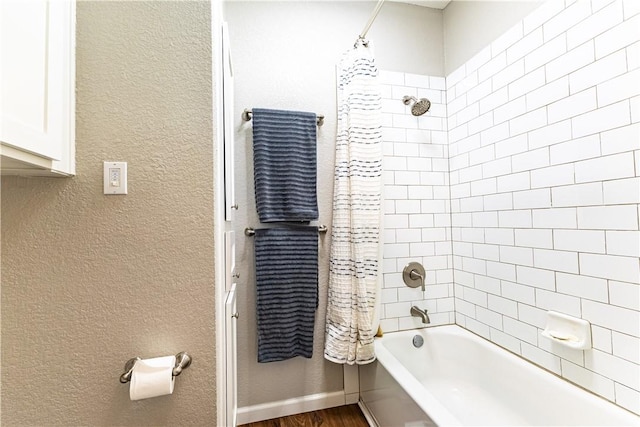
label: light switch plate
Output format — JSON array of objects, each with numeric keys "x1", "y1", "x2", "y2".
[{"x1": 103, "y1": 161, "x2": 127, "y2": 195}]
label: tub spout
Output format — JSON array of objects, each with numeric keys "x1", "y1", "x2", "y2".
[{"x1": 411, "y1": 306, "x2": 430, "y2": 324}]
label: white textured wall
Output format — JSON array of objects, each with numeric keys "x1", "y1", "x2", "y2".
[
  {"x1": 225, "y1": 0, "x2": 444, "y2": 408},
  {"x1": 447, "y1": 0, "x2": 640, "y2": 414},
  {"x1": 443, "y1": 0, "x2": 544, "y2": 75},
  {"x1": 1, "y1": 2, "x2": 216, "y2": 425}
]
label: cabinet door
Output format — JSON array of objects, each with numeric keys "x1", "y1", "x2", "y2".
[
  {"x1": 225, "y1": 230, "x2": 236, "y2": 293},
  {"x1": 222, "y1": 22, "x2": 236, "y2": 221},
  {"x1": 224, "y1": 284, "x2": 238, "y2": 427},
  {"x1": 0, "y1": 0, "x2": 75, "y2": 173}
]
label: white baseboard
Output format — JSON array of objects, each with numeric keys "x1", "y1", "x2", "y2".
[
  {"x1": 345, "y1": 392, "x2": 359, "y2": 405},
  {"x1": 236, "y1": 391, "x2": 346, "y2": 425}
]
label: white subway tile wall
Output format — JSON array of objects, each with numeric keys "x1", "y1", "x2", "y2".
[
  {"x1": 378, "y1": 0, "x2": 639, "y2": 415},
  {"x1": 446, "y1": 0, "x2": 640, "y2": 415},
  {"x1": 379, "y1": 71, "x2": 454, "y2": 333}
]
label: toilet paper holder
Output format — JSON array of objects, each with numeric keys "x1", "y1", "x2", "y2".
[{"x1": 119, "y1": 352, "x2": 192, "y2": 384}]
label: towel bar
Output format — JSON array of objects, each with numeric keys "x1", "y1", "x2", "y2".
[
  {"x1": 245, "y1": 225, "x2": 328, "y2": 237},
  {"x1": 242, "y1": 109, "x2": 324, "y2": 126},
  {"x1": 119, "y1": 352, "x2": 192, "y2": 384}
]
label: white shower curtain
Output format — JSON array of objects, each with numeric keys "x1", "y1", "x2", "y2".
[{"x1": 324, "y1": 42, "x2": 382, "y2": 365}]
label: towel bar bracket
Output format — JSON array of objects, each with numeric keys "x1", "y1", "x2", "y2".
[{"x1": 245, "y1": 225, "x2": 327, "y2": 237}]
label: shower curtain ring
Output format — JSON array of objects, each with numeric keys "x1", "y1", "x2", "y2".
[{"x1": 354, "y1": 36, "x2": 368, "y2": 48}]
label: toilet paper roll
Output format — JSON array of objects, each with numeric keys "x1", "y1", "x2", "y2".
[{"x1": 129, "y1": 355, "x2": 176, "y2": 401}]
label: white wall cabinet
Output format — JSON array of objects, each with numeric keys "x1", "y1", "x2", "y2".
[
  {"x1": 0, "y1": 0, "x2": 75, "y2": 176},
  {"x1": 222, "y1": 22, "x2": 236, "y2": 221},
  {"x1": 224, "y1": 283, "x2": 238, "y2": 427}
]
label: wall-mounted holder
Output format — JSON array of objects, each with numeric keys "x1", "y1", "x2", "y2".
[
  {"x1": 541, "y1": 311, "x2": 592, "y2": 350},
  {"x1": 244, "y1": 225, "x2": 328, "y2": 236},
  {"x1": 403, "y1": 262, "x2": 425, "y2": 291},
  {"x1": 119, "y1": 352, "x2": 192, "y2": 384},
  {"x1": 242, "y1": 108, "x2": 325, "y2": 126}
]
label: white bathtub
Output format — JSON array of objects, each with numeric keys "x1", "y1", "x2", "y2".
[{"x1": 359, "y1": 325, "x2": 640, "y2": 426}]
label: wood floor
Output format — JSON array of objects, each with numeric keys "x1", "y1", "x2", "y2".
[{"x1": 239, "y1": 404, "x2": 370, "y2": 427}]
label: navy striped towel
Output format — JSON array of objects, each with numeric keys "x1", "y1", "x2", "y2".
[
  {"x1": 252, "y1": 108, "x2": 319, "y2": 223},
  {"x1": 254, "y1": 227, "x2": 319, "y2": 363}
]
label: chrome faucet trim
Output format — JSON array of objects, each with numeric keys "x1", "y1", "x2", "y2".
[
  {"x1": 403, "y1": 262, "x2": 426, "y2": 292},
  {"x1": 411, "y1": 306, "x2": 430, "y2": 324},
  {"x1": 410, "y1": 269, "x2": 425, "y2": 291}
]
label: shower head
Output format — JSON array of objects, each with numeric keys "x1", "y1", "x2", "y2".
[{"x1": 402, "y1": 95, "x2": 431, "y2": 116}]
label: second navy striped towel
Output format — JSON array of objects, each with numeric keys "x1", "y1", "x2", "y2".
[
  {"x1": 252, "y1": 108, "x2": 319, "y2": 223},
  {"x1": 254, "y1": 226, "x2": 318, "y2": 363}
]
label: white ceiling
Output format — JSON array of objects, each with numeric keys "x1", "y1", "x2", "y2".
[
  {"x1": 389, "y1": 0, "x2": 452, "y2": 9},
  {"x1": 224, "y1": 0, "x2": 453, "y2": 9}
]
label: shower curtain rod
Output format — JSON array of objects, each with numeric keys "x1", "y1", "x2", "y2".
[{"x1": 356, "y1": 0, "x2": 385, "y2": 46}]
